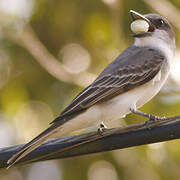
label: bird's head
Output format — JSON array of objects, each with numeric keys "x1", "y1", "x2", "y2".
[{"x1": 130, "y1": 10, "x2": 175, "y2": 55}]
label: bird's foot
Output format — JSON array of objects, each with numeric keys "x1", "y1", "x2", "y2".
[
  {"x1": 145, "y1": 115, "x2": 166, "y2": 129},
  {"x1": 130, "y1": 108, "x2": 166, "y2": 129},
  {"x1": 98, "y1": 122, "x2": 108, "y2": 135}
]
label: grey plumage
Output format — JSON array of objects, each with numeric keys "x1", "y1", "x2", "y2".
[
  {"x1": 7, "y1": 10, "x2": 175, "y2": 168},
  {"x1": 52, "y1": 46, "x2": 165, "y2": 123},
  {"x1": 7, "y1": 46, "x2": 165, "y2": 167}
]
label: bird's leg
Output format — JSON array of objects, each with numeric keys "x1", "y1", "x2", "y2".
[
  {"x1": 98, "y1": 122, "x2": 108, "y2": 135},
  {"x1": 130, "y1": 107, "x2": 166, "y2": 129},
  {"x1": 130, "y1": 108, "x2": 166, "y2": 120}
]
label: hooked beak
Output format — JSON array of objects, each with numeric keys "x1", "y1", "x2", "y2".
[{"x1": 130, "y1": 10, "x2": 156, "y2": 37}]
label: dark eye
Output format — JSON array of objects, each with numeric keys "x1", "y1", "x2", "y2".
[{"x1": 159, "y1": 19, "x2": 164, "y2": 26}]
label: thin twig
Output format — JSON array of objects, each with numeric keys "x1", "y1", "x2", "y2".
[{"x1": 3, "y1": 25, "x2": 97, "y2": 87}]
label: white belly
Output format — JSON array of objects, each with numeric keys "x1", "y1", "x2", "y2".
[
  {"x1": 99, "y1": 65, "x2": 170, "y2": 122},
  {"x1": 60, "y1": 63, "x2": 170, "y2": 134}
]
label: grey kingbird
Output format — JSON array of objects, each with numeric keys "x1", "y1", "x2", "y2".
[{"x1": 7, "y1": 10, "x2": 176, "y2": 167}]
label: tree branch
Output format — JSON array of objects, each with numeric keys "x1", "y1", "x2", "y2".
[
  {"x1": 2, "y1": 25, "x2": 97, "y2": 87},
  {"x1": 1, "y1": 115, "x2": 180, "y2": 169}
]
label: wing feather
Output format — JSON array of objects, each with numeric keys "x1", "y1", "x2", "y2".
[{"x1": 51, "y1": 47, "x2": 165, "y2": 124}]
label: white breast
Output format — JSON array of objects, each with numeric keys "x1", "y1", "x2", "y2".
[
  {"x1": 57, "y1": 66, "x2": 170, "y2": 134},
  {"x1": 62, "y1": 31, "x2": 175, "y2": 131},
  {"x1": 98, "y1": 65, "x2": 169, "y2": 123},
  {"x1": 98, "y1": 30, "x2": 175, "y2": 123},
  {"x1": 134, "y1": 30, "x2": 175, "y2": 61}
]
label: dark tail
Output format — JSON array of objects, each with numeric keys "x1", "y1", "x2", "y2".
[{"x1": 7, "y1": 123, "x2": 62, "y2": 168}]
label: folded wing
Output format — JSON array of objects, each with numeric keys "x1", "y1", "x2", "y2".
[{"x1": 52, "y1": 46, "x2": 165, "y2": 123}]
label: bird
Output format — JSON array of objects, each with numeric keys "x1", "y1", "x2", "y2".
[{"x1": 7, "y1": 10, "x2": 176, "y2": 168}]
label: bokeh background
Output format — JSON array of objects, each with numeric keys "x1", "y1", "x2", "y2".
[{"x1": 0, "y1": 0, "x2": 180, "y2": 179}]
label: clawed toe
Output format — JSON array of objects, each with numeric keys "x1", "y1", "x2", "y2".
[
  {"x1": 149, "y1": 115, "x2": 166, "y2": 121},
  {"x1": 98, "y1": 122, "x2": 107, "y2": 135},
  {"x1": 145, "y1": 115, "x2": 166, "y2": 129}
]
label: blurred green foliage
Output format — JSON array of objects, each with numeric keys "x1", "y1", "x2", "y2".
[{"x1": 0, "y1": 0, "x2": 180, "y2": 179}]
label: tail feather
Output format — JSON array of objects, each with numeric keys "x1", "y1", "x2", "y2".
[
  {"x1": 7, "y1": 123, "x2": 61, "y2": 168},
  {"x1": 7, "y1": 113, "x2": 88, "y2": 168}
]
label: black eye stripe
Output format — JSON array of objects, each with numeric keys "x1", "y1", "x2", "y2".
[
  {"x1": 151, "y1": 18, "x2": 166, "y2": 27},
  {"x1": 149, "y1": 18, "x2": 165, "y2": 26}
]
